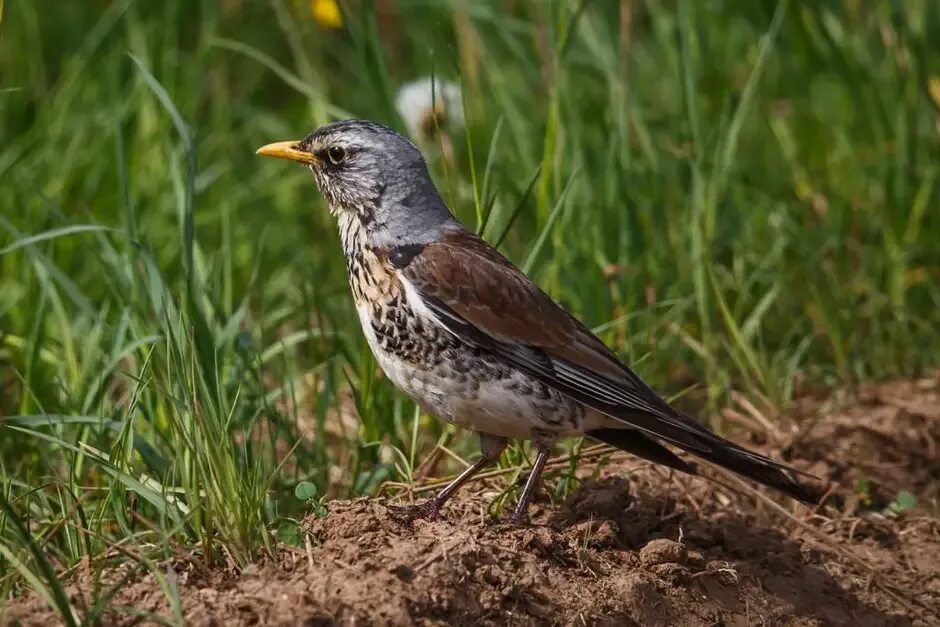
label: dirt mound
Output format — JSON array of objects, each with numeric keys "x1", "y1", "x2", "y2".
[
  {"x1": 786, "y1": 378, "x2": 940, "y2": 512},
  {"x1": 5, "y1": 379, "x2": 940, "y2": 626}
]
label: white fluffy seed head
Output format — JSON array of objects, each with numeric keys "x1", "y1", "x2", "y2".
[{"x1": 395, "y1": 78, "x2": 464, "y2": 141}]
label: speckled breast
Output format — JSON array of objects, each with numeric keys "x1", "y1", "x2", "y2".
[{"x1": 338, "y1": 216, "x2": 585, "y2": 439}]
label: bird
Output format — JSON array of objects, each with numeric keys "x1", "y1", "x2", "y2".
[{"x1": 256, "y1": 119, "x2": 820, "y2": 525}]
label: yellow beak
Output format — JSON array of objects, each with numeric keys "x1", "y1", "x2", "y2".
[{"x1": 255, "y1": 141, "x2": 319, "y2": 165}]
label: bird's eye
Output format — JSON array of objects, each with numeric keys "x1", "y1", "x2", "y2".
[{"x1": 327, "y1": 145, "x2": 347, "y2": 165}]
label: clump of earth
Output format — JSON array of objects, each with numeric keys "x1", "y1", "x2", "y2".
[{"x1": 6, "y1": 379, "x2": 939, "y2": 626}]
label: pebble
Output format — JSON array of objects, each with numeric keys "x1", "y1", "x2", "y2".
[{"x1": 639, "y1": 538, "x2": 688, "y2": 566}]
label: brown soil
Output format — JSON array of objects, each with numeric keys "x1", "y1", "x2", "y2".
[{"x1": 5, "y1": 378, "x2": 940, "y2": 626}]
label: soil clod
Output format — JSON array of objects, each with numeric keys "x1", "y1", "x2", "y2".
[{"x1": 4, "y1": 380, "x2": 939, "y2": 626}]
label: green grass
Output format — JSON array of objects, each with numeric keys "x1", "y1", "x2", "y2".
[{"x1": 1, "y1": 0, "x2": 939, "y2": 620}]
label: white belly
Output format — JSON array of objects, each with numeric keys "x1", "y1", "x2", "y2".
[{"x1": 355, "y1": 303, "x2": 589, "y2": 439}]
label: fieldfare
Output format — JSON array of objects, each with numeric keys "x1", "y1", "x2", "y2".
[{"x1": 257, "y1": 120, "x2": 818, "y2": 524}]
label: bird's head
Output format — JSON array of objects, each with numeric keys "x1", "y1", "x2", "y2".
[{"x1": 257, "y1": 119, "x2": 455, "y2": 245}]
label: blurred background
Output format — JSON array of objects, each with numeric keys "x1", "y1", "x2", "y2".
[{"x1": 0, "y1": 0, "x2": 938, "y2": 580}]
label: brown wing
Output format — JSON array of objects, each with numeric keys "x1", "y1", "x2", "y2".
[
  {"x1": 400, "y1": 228, "x2": 819, "y2": 503},
  {"x1": 402, "y1": 229, "x2": 713, "y2": 450}
]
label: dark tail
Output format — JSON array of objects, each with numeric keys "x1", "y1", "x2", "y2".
[
  {"x1": 689, "y1": 435, "x2": 820, "y2": 504},
  {"x1": 588, "y1": 426, "x2": 820, "y2": 505},
  {"x1": 588, "y1": 428, "x2": 698, "y2": 475}
]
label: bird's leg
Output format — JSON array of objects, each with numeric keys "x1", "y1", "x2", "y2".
[
  {"x1": 507, "y1": 448, "x2": 551, "y2": 526},
  {"x1": 388, "y1": 433, "x2": 506, "y2": 521}
]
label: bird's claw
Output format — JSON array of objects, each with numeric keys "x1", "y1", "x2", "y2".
[{"x1": 506, "y1": 508, "x2": 532, "y2": 527}]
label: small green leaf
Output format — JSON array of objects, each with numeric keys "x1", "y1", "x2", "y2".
[
  {"x1": 294, "y1": 481, "x2": 318, "y2": 502},
  {"x1": 276, "y1": 521, "x2": 302, "y2": 547},
  {"x1": 888, "y1": 490, "x2": 917, "y2": 514},
  {"x1": 896, "y1": 491, "x2": 917, "y2": 509}
]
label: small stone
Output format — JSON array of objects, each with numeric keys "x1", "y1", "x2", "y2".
[
  {"x1": 685, "y1": 549, "x2": 707, "y2": 567},
  {"x1": 639, "y1": 538, "x2": 687, "y2": 566},
  {"x1": 651, "y1": 562, "x2": 691, "y2": 584},
  {"x1": 390, "y1": 564, "x2": 414, "y2": 582}
]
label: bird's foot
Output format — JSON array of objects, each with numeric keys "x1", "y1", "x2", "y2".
[
  {"x1": 506, "y1": 506, "x2": 533, "y2": 527},
  {"x1": 506, "y1": 514, "x2": 529, "y2": 527},
  {"x1": 386, "y1": 499, "x2": 442, "y2": 522}
]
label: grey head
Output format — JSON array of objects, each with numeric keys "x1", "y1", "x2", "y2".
[{"x1": 257, "y1": 119, "x2": 458, "y2": 248}]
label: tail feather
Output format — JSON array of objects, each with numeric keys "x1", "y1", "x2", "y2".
[
  {"x1": 590, "y1": 424, "x2": 820, "y2": 505},
  {"x1": 587, "y1": 428, "x2": 698, "y2": 475},
  {"x1": 691, "y1": 439, "x2": 821, "y2": 504}
]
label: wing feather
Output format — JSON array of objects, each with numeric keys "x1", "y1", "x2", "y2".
[
  {"x1": 399, "y1": 228, "x2": 819, "y2": 503},
  {"x1": 405, "y1": 230, "x2": 718, "y2": 449}
]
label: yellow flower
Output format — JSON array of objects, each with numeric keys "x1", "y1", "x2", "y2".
[{"x1": 310, "y1": 0, "x2": 342, "y2": 29}]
